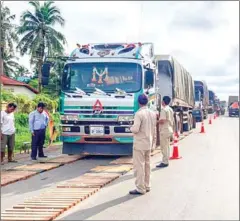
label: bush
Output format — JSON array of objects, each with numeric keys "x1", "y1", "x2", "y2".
[
  {"x1": 2, "y1": 89, "x2": 61, "y2": 151},
  {"x1": 28, "y1": 79, "x2": 38, "y2": 89},
  {"x1": 33, "y1": 94, "x2": 58, "y2": 113},
  {"x1": 13, "y1": 111, "x2": 61, "y2": 151},
  {"x1": 2, "y1": 89, "x2": 16, "y2": 102}
]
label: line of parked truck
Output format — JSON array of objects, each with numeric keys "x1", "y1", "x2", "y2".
[
  {"x1": 41, "y1": 42, "x2": 236, "y2": 156},
  {"x1": 228, "y1": 96, "x2": 239, "y2": 117}
]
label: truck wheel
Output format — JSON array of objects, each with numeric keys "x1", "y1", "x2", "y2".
[
  {"x1": 179, "y1": 112, "x2": 184, "y2": 134},
  {"x1": 176, "y1": 114, "x2": 181, "y2": 136},
  {"x1": 192, "y1": 116, "x2": 196, "y2": 128},
  {"x1": 189, "y1": 113, "x2": 193, "y2": 130}
]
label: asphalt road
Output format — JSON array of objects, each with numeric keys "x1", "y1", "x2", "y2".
[
  {"x1": 1, "y1": 115, "x2": 239, "y2": 220},
  {"x1": 1, "y1": 155, "x2": 117, "y2": 211},
  {"x1": 57, "y1": 115, "x2": 239, "y2": 220}
]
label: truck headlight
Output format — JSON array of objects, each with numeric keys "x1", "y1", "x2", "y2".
[
  {"x1": 125, "y1": 127, "x2": 131, "y2": 132},
  {"x1": 60, "y1": 115, "x2": 79, "y2": 121},
  {"x1": 118, "y1": 115, "x2": 134, "y2": 122}
]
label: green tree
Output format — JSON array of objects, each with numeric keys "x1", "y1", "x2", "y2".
[
  {"x1": 15, "y1": 65, "x2": 29, "y2": 78},
  {"x1": 0, "y1": 1, "x2": 19, "y2": 57},
  {"x1": 1, "y1": 89, "x2": 16, "y2": 102},
  {"x1": 17, "y1": 1, "x2": 67, "y2": 93},
  {"x1": 2, "y1": 51, "x2": 20, "y2": 77},
  {"x1": 33, "y1": 93, "x2": 58, "y2": 113}
]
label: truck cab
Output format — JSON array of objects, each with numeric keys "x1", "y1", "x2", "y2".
[
  {"x1": 41, "y1": 42, "x2": 158, "y2": 155},
  {"x1": 208, "y1": 90, "x2": 215, "y2": 114},
  {"x1": 193, "y1": 80, "x2": 209, "y2": 122},
  {"x1": 228, "y1": 101, "x2": 239, "y2": 117}
]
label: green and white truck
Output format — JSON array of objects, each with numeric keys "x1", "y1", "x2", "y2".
[{"x1": 41, "y1": 43, "x2": 195, "y2": 155}]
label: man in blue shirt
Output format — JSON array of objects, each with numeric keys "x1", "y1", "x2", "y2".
[{"x1": 29, "y1": 102, "x2": 49, "y2": 160}]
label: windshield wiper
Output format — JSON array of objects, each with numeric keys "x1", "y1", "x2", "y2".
[
  {"x1": 63, "y1": 91, "x2": 82, "y2": 98},
  {"x1": 94, "y1": 87, "x2": 111, "y2": 96},
  {"x1": 115, "y1": 88, "x2": 132, "y2": 96},
  {"x1": 75, "y1": 87, "x2": 90, "y2": 96}
]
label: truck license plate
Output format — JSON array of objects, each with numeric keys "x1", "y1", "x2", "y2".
[{"x1": 90, "y1": 126, "x2": 104, "y2": 135}]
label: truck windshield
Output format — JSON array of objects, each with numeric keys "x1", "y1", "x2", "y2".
[
  {"x1": 62, "y1": 62, "x2": 142, "y2": 93},
  {"x1": 194, "y1": 86, "x2": 203, "y2": 101}
]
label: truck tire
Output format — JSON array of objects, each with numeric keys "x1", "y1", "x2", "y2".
[
  {"x1": 179, "y1": 112, "x2": 184, "y2": 134},
  {"x1": 176, "y1": 113, "x2": 181, "y2": 135},
  {"x1": 192, "y1": 116, "x2": 196, "y2": 128},
  {"x1": 189, "y1": 113, "x2": 193, "y2": 130},
  {"x1": 203, "y1": 110, "x2": 208, "y2": 120}
]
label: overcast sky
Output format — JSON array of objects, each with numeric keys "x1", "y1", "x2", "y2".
[{"x1": 5, "y1": 1, "x2": 239, "y2": 101}]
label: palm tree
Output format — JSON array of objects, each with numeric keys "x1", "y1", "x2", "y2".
[
  {"x1": 0, "y1": 1, "x2": 18, "y2": 57},
  {"x1": 15, "y1": 65, "x2": 29, "y2": 79},
  {"x1": 2, "y1": 51, "x2": 20, "y2": 77},
  {"x1": 0, "y1": 1, "x2": 19, "y2": 79},
  {"x1": 17, "y1": 1, "x2": 67, "y2": 92}
]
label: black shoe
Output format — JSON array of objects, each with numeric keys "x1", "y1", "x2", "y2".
[
  {"x1": 8, "y1": 159, "x2": 18, "y2": 163},
  {"x1": 156, "y1": 163, "x2": 169, "y2": 168},
  {"x1": 129, "y1": 189, "x2": 144, "y2": 195},
  {"x1": 31, "y1": 158, "x2": 37, "y2": 161},
  {"x1": 38, "y1": 155, "x2": 47, "y2": 158}
]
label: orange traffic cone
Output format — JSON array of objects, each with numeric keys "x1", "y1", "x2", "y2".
[
  {"x1": 170, "y1": 132, "x2": 182, "y2": 160},
  {"x1": 200, "y1": 121, "x2": 205, "y2": 133},
  {"x1": 209, "y1": 116, "x2": 212, "y2": 125}
]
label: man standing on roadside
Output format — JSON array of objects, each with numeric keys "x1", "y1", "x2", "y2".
[
  {"x1": 129, "y1": 94, "x2": 156, "y2": 195},
  {"x1": 156, "y1": 96, "x2": 174, "y2": 168},
  {"x1": 29, "y1": 102, "x2": 49, "y2": 160},
  {"x1": 1, "y1": 103, "x2": 18, "y2": 163}
]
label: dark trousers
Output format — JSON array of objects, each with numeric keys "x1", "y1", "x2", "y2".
[{"x1": 31, "y1": 129, "x2": 46, "y2": 158}]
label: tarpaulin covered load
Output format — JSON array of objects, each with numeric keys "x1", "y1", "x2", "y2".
[
  {"x1": 155, "y1": 55, "x2": 195, "y2": 108},
  {"x1": 230, "y1": 101, "x2": 239, "y2": 109},
  {"x1": 194, "y1": 80, "x2": 209, "y2": 107},
  {"x1": 228, "y1": 96, "x2": 239, "y2": 106}
]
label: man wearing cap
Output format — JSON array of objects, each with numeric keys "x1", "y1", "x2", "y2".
[
  {"x1": 156, "y1": 96, "x2": 174, "y2": 168},
  {"x1": 129, "y1": 94, "x2": 156, "y2": 195}
]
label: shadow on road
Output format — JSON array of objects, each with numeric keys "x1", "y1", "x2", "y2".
[
  {"x1": 59, "y1": 194, "x2": 140, "y2": 220},
  {"x1": 1, "y1": 156, "x2": 117, "y2": 197}
]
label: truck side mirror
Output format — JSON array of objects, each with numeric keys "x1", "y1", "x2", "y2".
[
  {"x1": 41, "y1": 62, "x2": 52, "y2": 86},
  {"x1": 145, "y1": 70, "x2": 154, "y2": 88}
]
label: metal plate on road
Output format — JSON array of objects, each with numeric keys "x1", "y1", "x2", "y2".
[{"x1": 90, "y1": 126, "x2": 104, "y2": 136}]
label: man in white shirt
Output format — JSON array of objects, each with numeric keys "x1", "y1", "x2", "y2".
[{"x1": 1, "y1": 103, "x2": 17, "y2": 163}]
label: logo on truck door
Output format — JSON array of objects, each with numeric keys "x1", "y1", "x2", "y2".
[{"x1": 93, "y1": 99, "x2": 103, "y2": 115}]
